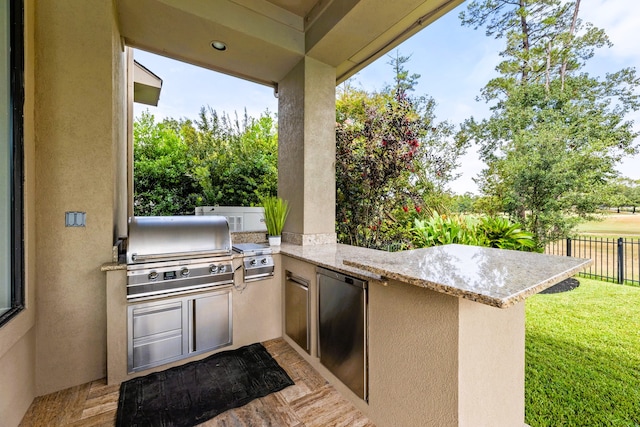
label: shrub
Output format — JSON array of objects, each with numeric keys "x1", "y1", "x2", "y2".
[
  {"x1": 411, "y1": 212, "x2": 536, "y2": 251},
  {"x1": 477, "y1": 216, "x2": 537, "y2": 251},
  {"x1": 412, "y1": 212, "x2": 482, "y2": 247}
]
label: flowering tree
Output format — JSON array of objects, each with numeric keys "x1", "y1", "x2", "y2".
[{"x1": 335, "y1": 54, "x2": 466, "y2": 249}]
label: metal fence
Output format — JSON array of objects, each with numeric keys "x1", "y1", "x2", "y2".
[{"x1": 545, "y1": 237, "x2": 640, "y2": 285}]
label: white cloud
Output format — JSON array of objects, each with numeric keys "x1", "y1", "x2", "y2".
[{"x1": 581, "y1": 0, "x2": 640, "y2": 61}]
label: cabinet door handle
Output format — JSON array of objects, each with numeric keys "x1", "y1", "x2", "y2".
[{"x1": 191, "y1": 299, "x2": 197, "y2": 352}]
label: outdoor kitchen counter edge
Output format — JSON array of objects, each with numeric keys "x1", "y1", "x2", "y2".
[
  {"x1": 101, "y1": 262, "x2": 126, "y2": 271},
  {"x1": 278, "y1": 243, "x2": 388, "y2": 284},
  {"x1": 340, "y1": 243, "x2": 592, "y2": 308}
]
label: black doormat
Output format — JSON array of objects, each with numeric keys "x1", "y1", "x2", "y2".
[{"x1": 116, "y1": 343, "x2": 294, "y2": 427}]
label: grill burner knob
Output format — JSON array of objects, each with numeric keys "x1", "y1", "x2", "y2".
[
  {"x1": 148, "y1": 271, "x2": 158, "y2": 281},
  {"x1": 209, "y1": 265, "x2": 218, "y2": 274},
  {"x1": 180, "y1": 268, "x2": 190, "y2": 277},
  {"x1": 250, "y1": 259, "x2": 257, "y2": 266},
  {"x1": 219, "y1": 265, "x2": 227, "y2": 273},
  {"x1": 261, "y1": 258, "x2": 268, "y2": 265}
]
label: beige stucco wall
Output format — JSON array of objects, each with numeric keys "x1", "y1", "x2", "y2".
[
  {"x1": 0, "y1": 327, "x2": 35, "y2": 427},
  {"x1": 34, "y1": 0, "x2": 123, "y2": 395},
  {"x1": 0, "y1": 0, "x2": 37, "y2": 424},
  {"x1": 233, "y1": 254, "x2": 283, "y2": 346},
  {"x1": 278, "y1": 56, "x2": 336, "y2": 242},
  {"x1": 367, "y1": 279, "x2": 460, "y2": 427},
  {"x1": 458, "y1": 298, "x2": 525, "y2": 426}
]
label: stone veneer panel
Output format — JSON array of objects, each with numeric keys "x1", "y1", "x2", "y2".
[{"x1": 282, "y1": 231, "x2": 337, "y2": 246}]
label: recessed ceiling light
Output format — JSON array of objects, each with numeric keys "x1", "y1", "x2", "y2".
[{"x1": 211, "y1": 41, "x2": 227, "y2": 51}]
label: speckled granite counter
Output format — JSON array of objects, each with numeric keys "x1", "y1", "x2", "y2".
[
  {"x1": 104, "y1": 242, "x2": 591, "y2": 308},
  {"x1": 342, "y1": 243, "x2": 592, "y2": 308},
  {"x1": 101, "y1": 262, "x2": 126, "y2": 272},
  {"x1": 278, "y1": 243, "x2": 387, "y2": 283}
]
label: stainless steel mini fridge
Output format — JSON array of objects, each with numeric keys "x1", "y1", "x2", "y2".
[{"x1": 317, "y1": 266, "x2": 368, "y2": 401}]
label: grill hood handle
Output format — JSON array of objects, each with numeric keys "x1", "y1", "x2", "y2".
[{"x1": 131, "y1": 249, "x2": 231, "y2": 263}]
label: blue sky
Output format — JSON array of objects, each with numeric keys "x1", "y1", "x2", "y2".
[{"x1": 134, "y1": 0, "x2": 639, "y2": 194}]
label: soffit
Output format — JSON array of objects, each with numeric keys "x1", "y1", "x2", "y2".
[
  {"x1": 263, "y1": 0, "x2": 322, "y2": 21},
  {"x1": 115, "y1": 0, "x2": 464, "y2": 87},
  {"x1": 133, "y1": 60, "x2": 162, "y2": 106},
  {"x1": 306, "y1": 0, "x2": 464, "y2": 83}
]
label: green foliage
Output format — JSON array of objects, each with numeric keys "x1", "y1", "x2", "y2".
[
  {"x1": 606, "y1": 177, "x2": 640, "y2": 213},
  {"x1": 133, "y1": 108, "x2": 278, "y2": 216},
  {"x1": 477, "y1": 216, "x2": 536, "y2": 251},
  {"x1": 261, "y1": 196, "x2": 290, "y2": 236},
  {"x1": 412, "y1": 213, "x2": 481, "y2": 247},
  {"x1": 133, "y1": 111, "x2": 201, "y2": 215},
  {"x1": 335, "y1": 52, "x2": 465, "y2": 250},
  {"x1": 459, "y1": 0, "x2": 640, "y2": 249},
  {"x1": 450, "y1": 193, "x2": 479, "y2": 214},
  {"x1": 188, "y1": 108, "x2": 278, "y2": 207},
  {"x1": 411, "y1": 211, "x2": 536, "y2": 251},
  {"x1": 525, "y1": 279, "x2": 640, "y2": 426}
]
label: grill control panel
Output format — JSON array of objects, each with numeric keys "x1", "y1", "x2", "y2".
[{"x1": 127, "y1": 259, "x2": 234, "y2": 300}]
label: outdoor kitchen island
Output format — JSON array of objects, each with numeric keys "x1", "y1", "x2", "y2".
[{"x1": 279, "y1": 243, "x2": 591, "y2": 427}]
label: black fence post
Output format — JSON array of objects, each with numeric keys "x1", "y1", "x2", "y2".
[
  {"x1": 617, "y1": 238, "x2": 624, "y2": 284},
  {"x1": 566, "y1": 237, "x2": 572, "y2": 257}
]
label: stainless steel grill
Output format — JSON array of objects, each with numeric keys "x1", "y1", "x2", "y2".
[{"x1": 126, "y1": 216, "x2": 234, "y2": 300}]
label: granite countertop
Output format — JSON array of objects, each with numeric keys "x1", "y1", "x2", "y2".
[
  {"x1": 101, "y1": 262, "x2": 126, "y2": 272},
  {"x1": 278, "y1": 243, "x2": 387, "y2": 284},
  {"x1": 103, "y1": 240, "x2": 591, "y2": 308},
  {"x1": 342, "y1": 244, "x2": 592, "y2": 308}
]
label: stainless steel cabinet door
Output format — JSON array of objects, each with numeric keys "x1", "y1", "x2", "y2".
[
  {"x1": 317, "y1": 269, "x2": 368, "y2": 401},
  {"x1": 127, "y1": 287, "x2": 233, "y2": 373},
  {"x1": 189, "y1": 289, "x2": 232, "y2": 352},
  {"x1": 285, "y1": 274, "x2": 309, "y2": 353}
]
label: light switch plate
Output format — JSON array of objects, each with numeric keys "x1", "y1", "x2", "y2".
[{"x1": 65, "y1": 211, "x2": 86, "y2": 227}]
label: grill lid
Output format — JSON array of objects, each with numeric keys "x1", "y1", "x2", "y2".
[{"x1": 127, "y1": 216, "x2": 232, "y2": 264}]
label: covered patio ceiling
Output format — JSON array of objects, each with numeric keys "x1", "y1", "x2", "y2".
[{"x1": 115, "y1": 0, "x2": 463, "y2": 87}]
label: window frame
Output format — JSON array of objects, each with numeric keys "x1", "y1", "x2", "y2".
[{"x1": 0, "y1": 0, "x2": 24, "y2": 327}]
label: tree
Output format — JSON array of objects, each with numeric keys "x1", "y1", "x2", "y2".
[
  {"x1": 132, "y1": 107, "x2": 278, "y2": 215},
  {"x1": 459, "y1": 0, "x2": 640, "y2": 248},
  {"x1": 451, "y1": 193, "x2": 479, "y2": 214},
  {"x1": 609, "y1": 177, "x2": 640, "y2": 213},
  {"x1": 133, "y1": 111, "x2": 201, "y2": 215},
  {"x1": 184, "y1": 107, "x2": 278, "y2": 207},
  {"x1": 622, "y1": 179, "x2": 640, "y2": 214},
  {"x1": 335, "y1": 53, "x2": 465, "y2": 249}
]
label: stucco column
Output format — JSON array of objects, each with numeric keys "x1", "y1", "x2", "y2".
[{"x1": 278, "y1": 56, "x2": 336, "y2": 245}]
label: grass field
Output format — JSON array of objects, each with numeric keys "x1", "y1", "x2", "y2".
[
  {"x1": 576, "y1": 213, "x2": 640, "y2": 237},
  {"x1": 525, "y1": 278, "x2": 640, "y2": 426}
]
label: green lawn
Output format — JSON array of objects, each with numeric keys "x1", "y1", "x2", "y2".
[{"x1": 525, "y1": 278, "x2": 640, "y2": 426}]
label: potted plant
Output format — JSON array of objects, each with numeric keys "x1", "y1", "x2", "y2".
[{"x1": 261, "y1": 196, "x2": 290, "y2": 246}]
